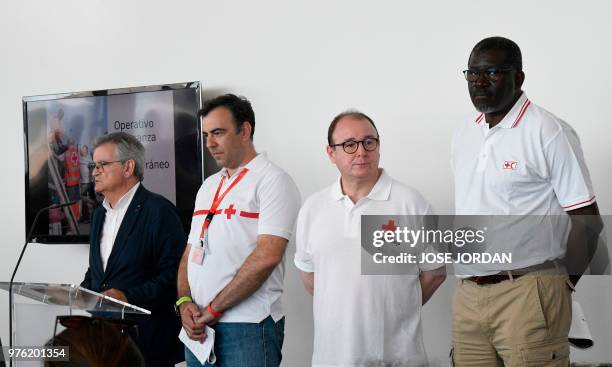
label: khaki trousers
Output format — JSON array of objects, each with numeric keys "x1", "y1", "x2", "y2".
[{"x1": 451, "y1": 273, "x2": 572, "y2": 366}]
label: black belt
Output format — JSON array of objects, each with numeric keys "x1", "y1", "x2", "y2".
[
  {"x1": 467, "y1": 273, "x2": 524, "y2": 285},
  {"x1": 467, "y1": 260, "x2": 561, "y2": 286}
]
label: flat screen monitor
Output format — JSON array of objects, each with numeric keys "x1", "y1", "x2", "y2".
[{"x1": 23, "y1": 81, "x2": 203, "y2": 243}]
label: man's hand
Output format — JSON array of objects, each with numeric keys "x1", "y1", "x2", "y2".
[
  {"x1": 419, "y1": 268, "x2": 446, "y2": 305},
  {"x1": 102, "y1": 288, "x2": 127, "y2": 302},
  {"x1": 194, "y1": 304, "x2": 221, "y2": 327},
  {"x1": 180, "y1": 302, "x2": 207, "y2": 342}
]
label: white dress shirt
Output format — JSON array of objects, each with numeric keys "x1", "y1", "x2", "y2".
[{"x1": 100, "y1": 182, "x2": 140, "y2": 271}]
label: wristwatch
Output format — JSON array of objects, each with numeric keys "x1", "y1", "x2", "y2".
[{"x1": 174, "y1": 295, "x2": 193, "y2": 316}]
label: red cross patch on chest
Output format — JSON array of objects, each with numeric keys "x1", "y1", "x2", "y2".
[
  {"x1": 382, "y1": 219, "x2": 397, "y2": 231},
  {"x1": 192, "y1": 204, "x2": 260, "y2": 220},
  {"x1": 503, "y1": 161, "x2": 518, "y2": 170},
  {"x1": 224, "y1": 204, "x2": 237, "y2": 219}
]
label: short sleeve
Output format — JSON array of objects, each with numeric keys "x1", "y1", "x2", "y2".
[
  {"x1": 544, "y1": 128, "x2": 595, "y2": 211},
  {"x1": 257, "y1": 172, "x2": 301, "y2": 239},
  {"x1": 294, "y1": 204, "x2": 314, "y2": 272}
]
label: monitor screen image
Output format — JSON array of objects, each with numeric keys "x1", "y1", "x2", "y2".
[{"x1": 23, "y1": 82, "x2": 203, "y2": 243}]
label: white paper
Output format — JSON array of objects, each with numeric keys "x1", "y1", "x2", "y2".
[
  {"x1": 569, "y1": 300, "x2": 594, "y2": 349},
  {"x1": 179, "y1": 326, "x2": 216, "y2": 364}
]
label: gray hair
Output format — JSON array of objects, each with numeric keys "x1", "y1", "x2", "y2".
[{"x1": 93, "y1": 132, "x2": 145, "y2": 181}]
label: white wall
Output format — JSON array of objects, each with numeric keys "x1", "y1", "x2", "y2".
[{"x1": 1, "y1": 1, "x2": 611, "y2": 365}]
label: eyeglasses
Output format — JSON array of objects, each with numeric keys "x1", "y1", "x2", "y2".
[
  {"x1": 462, "y1": 67, "x2": 514, "y2": 82},
  {"x1": 330, "y1": 137, "x2": 379, "y2": 154},
  {"x1": 88, "y1": 160, "x2": 124, "y2": 171}
]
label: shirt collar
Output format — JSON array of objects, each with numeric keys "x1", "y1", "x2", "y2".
[
  {"x1": 102, "y1": 182, "x2": 140, "y2": 211},
  {"x1": 221, "y1": 152, "x2": 268, "y2": 179},
  {"x1": 330, "y1": 176, "x2": 344, "y2": 200},
  {"x1": 367, "y1": 169, "x2": 392, "y2": 201},
  {"x1": 330, "y1": 169, "x2": 392, "y2": 202},
  {"x1": 475, "y1": 92, "x2": 531, "y2": 130}
]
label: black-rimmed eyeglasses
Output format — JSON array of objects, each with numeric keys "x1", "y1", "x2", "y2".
[
  {"x1": 330, "y1": 137, "x2": 379, "y2": 154},
  {"x1": 462, "y1": 67, "x2": 514, "y2": 82},
  {"x1": 88, "y1": 160, "x2": 124, "y2": 172}
]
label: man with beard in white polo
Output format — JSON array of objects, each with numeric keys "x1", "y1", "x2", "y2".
[
  {"x1": 451, "y1": 36, "x2": 602, "y2": 366},
  {"x1": 177, "y1": 94, "x2": 300, "y2": 367}
]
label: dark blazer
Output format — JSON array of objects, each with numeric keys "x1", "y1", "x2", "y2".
[{"x1": 82, "y1": 184, "x2": 185, "y2": 367}]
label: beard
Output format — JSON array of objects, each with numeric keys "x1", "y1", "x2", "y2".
[
  {"x1": 472, "y1": 100, "x2": 502, "y2": 114},
  {"x1": 468, "y1": 74, "x2": 519, "y2": 114},
  {"x1": 470, "y1": 89, "x2": 516, "y2": 115}
]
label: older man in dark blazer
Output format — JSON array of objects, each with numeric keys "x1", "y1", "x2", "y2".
[{"x1": 81, "y1": 132, "x2": 185, "y2": 367}]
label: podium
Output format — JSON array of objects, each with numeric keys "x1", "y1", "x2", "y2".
[{"x1": 0, "y1": 282, "x2": 150, "y2": 366}]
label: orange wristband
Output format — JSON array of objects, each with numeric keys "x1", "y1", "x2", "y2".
[{"x1": 208, "y1": 302, "x2": 223, "y2": 318}]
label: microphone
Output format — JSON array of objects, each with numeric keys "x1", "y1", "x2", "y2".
[{"x1": 7, "y1": 201, "x2": 76, "y2": 366}]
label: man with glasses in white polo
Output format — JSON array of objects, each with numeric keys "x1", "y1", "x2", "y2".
[
  {"x1": 451, "y1": 36, "x2": 602, "y2": 366},
  {"x1": 295, "y1": 111, "x2": 446, "y2": 367}
]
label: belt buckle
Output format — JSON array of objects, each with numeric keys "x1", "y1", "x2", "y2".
[
  {"x1": 480, "y1": 275, "x2": 499, "y2": 285},
  {"x1": 472, "y1": 273, "x2": 509, "y2": 286},
  {"x1": 473, "y1": 276, "x2": 487, "y2": 285},
  {"x1": 469, "y1": 275, "x2": 492, "y2": 285}
]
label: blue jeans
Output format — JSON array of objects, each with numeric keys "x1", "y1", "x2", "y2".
[{"x1": 185, "y1": 316, "x2": 285, "y2": 367}]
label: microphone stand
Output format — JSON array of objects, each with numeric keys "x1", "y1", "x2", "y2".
[{"x1": 7, "y1": 201, "x2": 75, "y2": 367}]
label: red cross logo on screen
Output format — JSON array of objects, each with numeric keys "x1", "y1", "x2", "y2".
[
  {"x1": 503, "y1": 161, "x2": 518, "y2": 170},
  {"x1": 224, "y1": 204, "x2": 237, "y2": 219},
  {"x1": 382, "y1": 219, "x2": 397, "y2": 231},
  {"x1": 70, "y1": 152, "x2": 79, "y2": 166}
]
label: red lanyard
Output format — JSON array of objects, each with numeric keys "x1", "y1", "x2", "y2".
[{"x1": 198, "y1": 168, "x2": 249, "y2": 240}]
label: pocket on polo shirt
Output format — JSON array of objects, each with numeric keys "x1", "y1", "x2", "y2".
[
  {"x1": 497, "y1": 163, "x2": 532, "y2": 192},
  {"x1": 490, "y1": 169, "x2": 522, "y2": 195}
]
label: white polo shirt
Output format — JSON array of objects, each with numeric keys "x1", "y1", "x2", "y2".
[
  {"x1": 187, "y1": 153, "x2": 301, "y2": 322},
  {"x1": 451, "y1": 92, "x2": 595, "y2": 275},
  {"x1": 295, "y1": 170, "x2": 440, "y2": 367}
]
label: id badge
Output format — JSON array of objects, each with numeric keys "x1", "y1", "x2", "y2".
[
  {"x1": 190, "y1": 245, "x2": 205, "y2": 265},
  {"x1": 201, "y1": 232, "x2": 211, "y2": 255}
]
